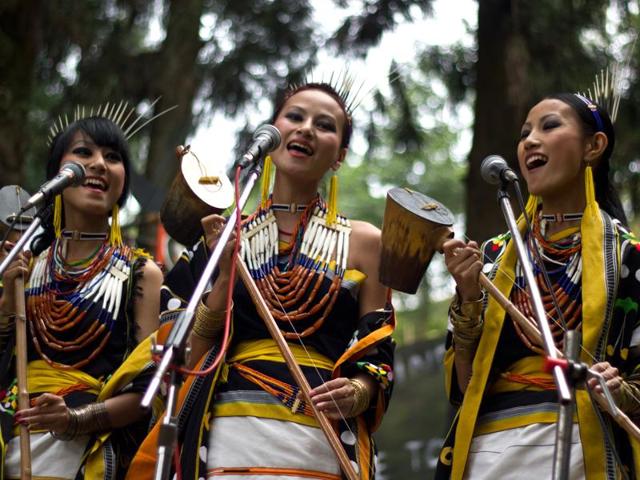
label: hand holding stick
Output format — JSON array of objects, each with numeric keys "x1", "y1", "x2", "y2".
[
  {"x1": 235, "y1": 255, "x2": 360, "y2": 480},
  {"x1": 479, "y1": 273, "x2": 640, "y2": 441}
]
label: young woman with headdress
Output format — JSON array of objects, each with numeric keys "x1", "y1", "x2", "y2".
[
  {"x1": 0, "y1": 113, "x2": 163, "y2": 479},
  {"x1": 435, "y1": 85, "x2": 640, "y2": 479},
  {"x1": 128, "y1": 80, "x2": 396, "y2": 479}
]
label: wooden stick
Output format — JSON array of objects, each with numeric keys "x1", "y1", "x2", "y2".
[
  {"x1": 479, "y1": 273, "x2": 547, "y2": 349},
  {"x1": 14, "y1": 277, "x2": 31, "y2": 479},
  {"x1": 236, "y1": 256, "x2": 359, "y2": 480},
  {"x1": 479, "y1": 273, "x2": 640, "y2": 441}
]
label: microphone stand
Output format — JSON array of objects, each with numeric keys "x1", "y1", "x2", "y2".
[
  {"x1": 493, "y1": 181, "x2": 572, "y2": 480},
  {"x1": 141, "y1": 158, "x2": 265, "y2": 480},
  {"x1": 553, "y1": 330, "x2": 580, "y2": 480},
  {"x1": 0, "y1": 206, "x2": 50, "y2": 277}
]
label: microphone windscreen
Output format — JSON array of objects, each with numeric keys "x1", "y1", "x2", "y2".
[
  {"x1": 254, "y1": 124, "x2": 281, "y2": 151},
  {"x1": 480, "y1": 155, "x2": 508, "y2": 185},
  {"x1": 61, "y1": 162, "x2": 87, "y2": 186}
]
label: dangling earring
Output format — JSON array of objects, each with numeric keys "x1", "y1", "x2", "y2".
[
  {"x1": 109, "y1": 204, "x2": 123, "y2": 246},
  {"x1": 583, "y1": 159, "x2": 597, "y2": 207},
  {"x1": 53, "y1": 195, "x2": 63, "y2": 238},
  {"x1": 261, "y1": 155, "x2": 273, "y2": 209},
  {"x1": 326, "y1": 173, "x2": 339, "y2": 226}
]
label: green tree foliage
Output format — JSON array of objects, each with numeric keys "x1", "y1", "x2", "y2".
[
  {"x1": 1, "y1": 1, "x2": 320, "y2": 196},
  {"x1": 331, "y1": 0, "x2": 433, "y2": 56}
]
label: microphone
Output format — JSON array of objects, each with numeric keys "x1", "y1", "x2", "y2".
[
  {"x1": 20, "y1": 162, "x2": 86, "y2": 212},
  {"x1": 240, "y1": 124, "x2": 281, "y2": 168},
  {"x1": 480, "y1": 155, "x2": 519, "y2": 185}
]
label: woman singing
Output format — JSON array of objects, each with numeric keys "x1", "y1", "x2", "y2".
[
  {"x1": 0, "y1": 114, "x2": 162, "y2": 479},
  {"x1": 129, "y1": 81, "x2": 396, "y2": 480},
  {"x1": 436, "y1": 91, "x2": 640, "y2": 479}
]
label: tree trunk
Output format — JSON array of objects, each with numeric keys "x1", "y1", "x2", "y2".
[
  {"x1": 0, "y1": 1, "x2": 43, "y2": 187},
  {"x1": 465, "y1": 0, "x2": 532, "y2": 242},
  {"x1": 137, "y1": 0, "x2": 205, "y2": 251}
]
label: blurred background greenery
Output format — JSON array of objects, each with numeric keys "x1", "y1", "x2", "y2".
[{"x1": 2, "y1": 0, "x2": 640, "y2": 477}]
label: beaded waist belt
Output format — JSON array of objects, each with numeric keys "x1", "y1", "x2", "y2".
[
  {"x1": 224, "y1": 339, "x2": 335, "y2": 417},
  {"x1": 489, "y1": 356, "x2": 555, "y2": 394}
]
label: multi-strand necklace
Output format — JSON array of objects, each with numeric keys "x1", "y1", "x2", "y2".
[
  {"x1": 26, "y1": 237, "x2": 133, "y2": 369},
  {"x1": 241, "y1": 197, "x2": 352, "y2": 339},
  {"x1": 511, "y1": 214, "x2": 582, "y2": 353}
]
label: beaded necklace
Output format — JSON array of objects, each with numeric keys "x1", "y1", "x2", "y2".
[
  {"x1": 511, "y1": 214, "x2": 582, "y2": 353},
  {"x1": 241, "y1": 196, "x2": 351, "y2": 339},
  {"x1": 26, "y1": 238, "x2": 133, "y2": 369}
]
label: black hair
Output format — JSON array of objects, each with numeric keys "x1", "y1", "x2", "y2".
[
  {"x1": 271, "y1": 82, "x2": 353, "y2": 149},
  {"x1": 32, "y1": 117, "x2": 131, "y2": 254},
  {"x1": 545, "y1": 93, "x2": 628, "y2": 225}
]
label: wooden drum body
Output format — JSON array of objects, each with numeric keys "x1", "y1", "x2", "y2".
[{"x1": 379, "y1": 187, "x2": 454, "y2": 294}]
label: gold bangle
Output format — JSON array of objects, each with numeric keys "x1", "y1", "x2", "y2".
[
  {"x1": 348, "y1": 378, "x2": 371, "y2": 417},
  {"x1": 449, "y1": 303, "x2": 483, "y2": 351},
  {"x1": 51, "y1": 402, "x2": 111, "y2": 441},
  {"x1": 192, "y1": 299, "x2": 230, "y2": 340},
  {"x1": 0, "y1": 311, "x2": 15, "y2": 332},
  {"x1": 617, "y1": 380, "x2": 640, "y2": 415},
  {"x1": 451, "y1": 293, "x2": 485, "y2": 319}
]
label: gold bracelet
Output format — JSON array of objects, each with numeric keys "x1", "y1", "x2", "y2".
[
  {"x1": 0, "y1": 310, "x2": 15, "y2": 333},
  {"x1": 51, "y1": 402, "x2": 111, "y2": 441},
  {"x1": 449, "y1": 303, "x2": 483, "y2": 351},
  {"x1": 192, "y1": 299, "x2": 230, "y2": 340},
  {"x1": 617, "y1": 380, "x2": 640, "y2": 415},
  {"x1": 348, "y1": 378, "x2": 371, "y2": 417},
  {"x1": 451, "y1": 293, "x2": 485, "y2": 319}
]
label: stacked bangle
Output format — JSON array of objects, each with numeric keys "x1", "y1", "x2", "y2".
[
  {"x1": 450, "y1": 293, "x2": 485, "y2": 353},
  {"x1": 348, "y1": 378, "x2": 371, "y2": 417},
  {"x1": 617, "y1": 379, "x2": 640, "y2": 417},
  {"x1": 51, "y1": 402, "x2": 111, "y2": 441},
  {"x1": 192, "y1": 298, "x2": 230, "y2": 340},
  {"x1": 0, "y1": 310, "x2": 15, "y2": 335}
]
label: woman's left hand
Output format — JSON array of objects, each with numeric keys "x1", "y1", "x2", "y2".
[
  {"x1": 14, "y1": 393, "x2": 70, "y2": 434},
  {"x1": 588, "y1": 361, "x2": 623, "y2": 399},
  {"x1": 309, "y1": 377, "x2": 362, "y2": 419}
]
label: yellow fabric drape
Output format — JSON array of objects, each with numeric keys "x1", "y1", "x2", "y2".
[
  {"x1": 25, "y1": 330, "x2": 159, "y2": 479},
  {"x1": 228, "y1": 339, "x2": 334, "y2": 370},
  {"x1": 449, "y1": 165, "x2": 629, "y2": 479}
]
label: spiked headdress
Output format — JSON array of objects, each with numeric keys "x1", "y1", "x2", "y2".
[{"x1": 47, "y1": 98, "x2": 177, "y2": 146}]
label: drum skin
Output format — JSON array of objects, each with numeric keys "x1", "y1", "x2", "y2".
[{"x1": 160, "y1": 146, "x2": 234, "y2": 246}]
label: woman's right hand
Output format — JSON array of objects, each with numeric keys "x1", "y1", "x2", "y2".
[
  {"x1": 0, "y1": 248, "x2": 31, "y2": 311},
  {"x1": 201, "y1": 214, "x2": 237, "y2": 277},
  {"x1": 442, "y1": 238, "x2": 483, "y2": 302}
]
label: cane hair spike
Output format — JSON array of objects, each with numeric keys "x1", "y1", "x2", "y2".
[
  {"x1": 108, "y1": 102, "x2": 117, "y2": 121},
  {"x1": 123, "y1": 103, "x2": 179, "y2": 140},
  {"x1": 113, "y1": 100, "x2": 127, "y2": 126},
  {"x1": 287, "y1": 64, "x2": 381, "y2": 124},
  {"x1": 47, "y1": 97, "x2": 177, "y2": 146},
  {"x1": 121, "y1": 97, "x2": 162, "y2": 137},
  {"x1": 578, "y1": 34, "x2": 637, "y2": 124}
]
